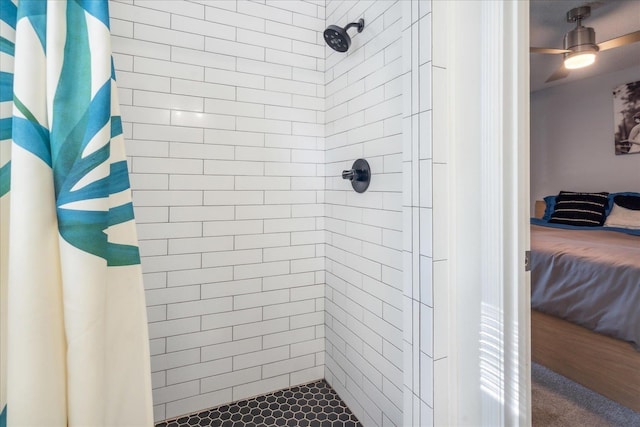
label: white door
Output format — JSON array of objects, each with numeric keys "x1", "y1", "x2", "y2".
[{"x1": 445, "y1": 1, "x2": 531, "y2": 425}]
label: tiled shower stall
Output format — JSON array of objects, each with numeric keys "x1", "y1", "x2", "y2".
[{"x1": 111, "y1": 0, "x2": 448, "y2": 425}]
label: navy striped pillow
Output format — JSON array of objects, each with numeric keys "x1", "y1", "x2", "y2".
[{"x1": 549, "y1": 191, "x2": 609, "y2": 226}]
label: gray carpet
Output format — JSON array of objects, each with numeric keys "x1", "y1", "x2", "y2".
[{"x1": 532, "y1": 363, "x2": 640, "y2": 427}]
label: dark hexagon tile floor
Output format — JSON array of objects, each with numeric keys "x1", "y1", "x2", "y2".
[{"x1": 156, "y1": 380, "x2": 362, "y2": 427}]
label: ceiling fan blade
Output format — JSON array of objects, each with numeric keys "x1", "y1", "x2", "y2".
[
  {"x1": 583, "y1": 1, "x2": 605, "y2": 10},
  {"x1": 545, "y1": 64, "x2": 570, "y2": 83},
  {"x1": 598, "y1": 30, "x2": 640, "y2": 51},
  {"x1": 530, "y1": 47, "x2": 571, "y2": 54}
]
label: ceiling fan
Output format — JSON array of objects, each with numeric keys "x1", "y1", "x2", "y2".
[{"x1": 530, "y1": 5, "x2": 640, "y2": 83}]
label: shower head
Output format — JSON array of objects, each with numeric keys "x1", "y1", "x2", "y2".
[{"x1": 323, "y1": 18, "x2": 365, "y2": 53}]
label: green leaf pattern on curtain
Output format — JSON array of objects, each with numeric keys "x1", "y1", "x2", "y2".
[
  {"x1": 2, "y1": 2, "x2": 152, "y2": 424},
  {"x1": 9, "y1": 0, "x2": 140, "y2": 266},
  {"x1": 0, "y1": 0, "x2": 16, "y2": 199}
]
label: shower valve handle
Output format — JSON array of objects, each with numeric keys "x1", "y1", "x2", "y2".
[
  {"x1": 341, "y1": 168, "x2": 367, "y2": 182},
  {"x1": 342, "y1": 169, "x2": 356, "y2": 180},
  {"x1": 341, "y1": 159, "x2": 371, "y2": 193}
]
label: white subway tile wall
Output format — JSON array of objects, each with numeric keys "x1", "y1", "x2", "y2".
[
  {"x1": 324, "y1": 1, "x2": 404, "y2": 427},
  {"x1": 401, "y1": 0, "x2": 446, "y2": 426},
  {"x1": 112, "y1": 0, "x2": 450, "y2": 424},
  {"x1": 110, "y1": 0, "x2": 326, "y2": 421}
]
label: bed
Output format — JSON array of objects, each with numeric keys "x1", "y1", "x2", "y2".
[{"x1": 530, "y1": 195, "x2": 640, "y2": 412}]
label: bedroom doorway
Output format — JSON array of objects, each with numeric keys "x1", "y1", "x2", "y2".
[
  {"x1": 444, "y1": 0, "x2": 532, "y2": 425},
  {"x1": 528, "y1": 1, "x2": 640, "y2": 422}
]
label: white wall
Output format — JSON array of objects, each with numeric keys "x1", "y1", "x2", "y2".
[
  {"x1": 401, "y1": 1, "x2": 449, "y2": 425},
  {"x1": 530, "y1": 65, "x2": 640, "y2": 211},
  {"x1": 110, "y1": 0, "x2": 326, "y2": 421},
  {"x1": 111, "y1": 0, "x2": 451, "y2": 424},
  {"x1": 323, "y1": 1, "x2": 404, "y2": 426}
]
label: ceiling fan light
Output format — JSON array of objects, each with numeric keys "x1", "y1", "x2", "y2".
[{"x1": 564, "y1": 51, "x2": 596, "y2": 69}]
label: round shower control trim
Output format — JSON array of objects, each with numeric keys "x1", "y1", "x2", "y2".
[{"x1": 342, "y1": 158, "x2": 371, "y2": 193}]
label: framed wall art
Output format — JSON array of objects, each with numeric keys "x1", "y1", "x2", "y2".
[{"x1": 613, "y1": 80, "x2": 640, "y2": 155}]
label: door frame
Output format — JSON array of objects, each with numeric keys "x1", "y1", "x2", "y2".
[{"x1": 445, "y1": 1, "x2": 531, "y2": 425}]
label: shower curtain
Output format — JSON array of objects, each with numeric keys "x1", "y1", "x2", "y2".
[{"x1": 0, "y1": 1, "x2": 152, "y2": 425}]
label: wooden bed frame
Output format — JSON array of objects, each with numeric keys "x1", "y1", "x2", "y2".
[
  {"x1": 531, "y1": 309, "x2": 640, "y2": 412},
  {"x1": 531, "y1": 200, "x2": 640, "y2": 412}
]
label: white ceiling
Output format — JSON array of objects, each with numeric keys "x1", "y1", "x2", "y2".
[{"x1": 530, "y1": 0, "x2": 640, "y2": 92}]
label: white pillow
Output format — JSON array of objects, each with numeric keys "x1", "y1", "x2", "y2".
[{"x1": 604, "y1": 203, "x2": 640, "y2": 229}]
